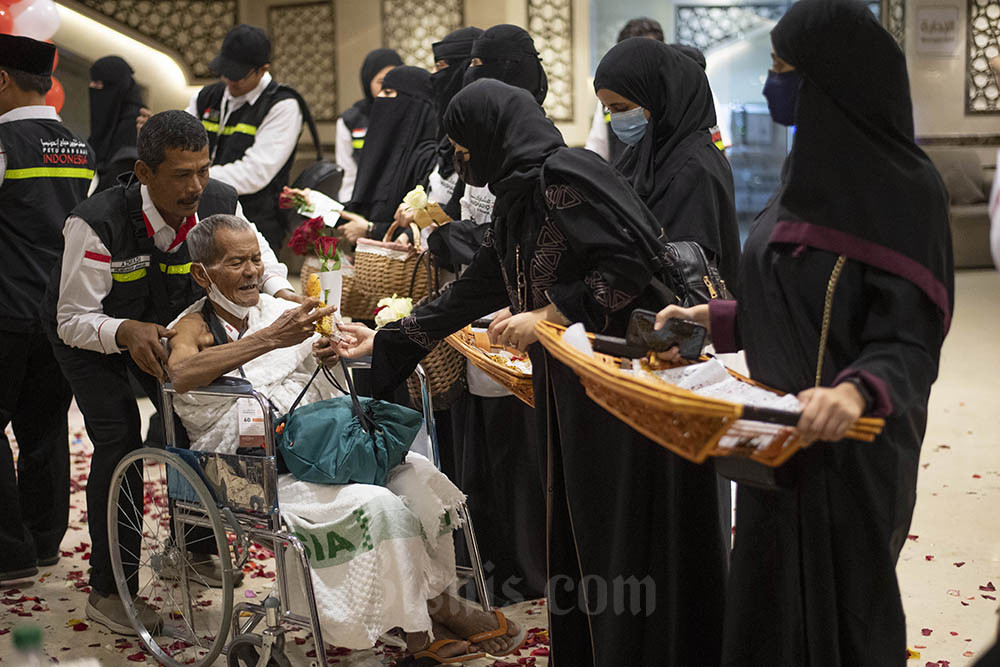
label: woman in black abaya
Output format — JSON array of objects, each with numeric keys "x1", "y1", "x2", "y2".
[
  {"x1": 335, "y1": 79, "x2": 728, "y2": 666},
  {"x1": 427, "y1": 26, "x2": 482, "y2": 220},
  {"x1": 88, "y1": 56, "x2": 144, "y2": 192},
  {"x1": 341, "y1": 66, "x2": 438, "y2": 241},
  {"x1": 422, "y1": 24, "x2": 553, "y2": 608},
  {"x1": 336, "y1": 48, "x2": 403, "y2": 202},
  {"x1": 594, "y1": 38, "x2": 741, "y2": 289},
  {"x1": 658, "y1": 2, "x2": 953, "y2": 664}
]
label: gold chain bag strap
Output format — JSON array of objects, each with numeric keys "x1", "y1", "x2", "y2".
[{"x1": 815, "y1": 255, "x2": 847, "y2": 387}]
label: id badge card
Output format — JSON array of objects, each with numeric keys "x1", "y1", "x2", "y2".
[{"x1": 238, "y1": 398, "x2": 266, "y2": 449}]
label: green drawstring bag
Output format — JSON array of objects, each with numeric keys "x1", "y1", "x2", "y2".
[{"x1": 275, "y1": 360, "x2": 422, "y2": 486}]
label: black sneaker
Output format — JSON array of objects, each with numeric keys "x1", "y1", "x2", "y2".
[
  {"x1": 0, "y1": 565, "x2": 39, "y2": 583},
  {"x1": 37, "y1": 554, "x2": 60, "y2": 567}
]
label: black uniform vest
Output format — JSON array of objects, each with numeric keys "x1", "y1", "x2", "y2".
[
  {"x1": 0, "y1": 117, "x2": 95, "y2": 332},
  {"x1": 195, "y1": 80, "x2": 301, "y2": 247},
  {"x1": 42, "y1": 178, "x2": 239, "y2": 329},
  {"x1": 340, "y1": 105, "x2": 368, "y2": 162}
]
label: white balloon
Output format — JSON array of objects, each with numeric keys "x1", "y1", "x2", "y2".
[{"x1": 11, "y1": 0, "x2": 61, "y2": 42}]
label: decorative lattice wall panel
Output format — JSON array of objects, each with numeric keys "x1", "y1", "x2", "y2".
[
  {"x1": 528, "y1": 0, "x2": 574, "y2": 122},
  {"x1": 883, "y1": 0, "x2": 905, "y2": 46},
  {"x1": 268, "y1": 2, "x2": 337, "y2": 121},
  {"x1": 675, "y1": 5, "x2": 787, "y2": 52},
  {"x1": 967, "y1": 0, "x2": 1000, "y2": 113},
  {"x1": 381, "y1": 0, "x2": 463, "y2": 70},
  {"x1": 76, "y1": 0, "x2": 237, "y2": 80}
]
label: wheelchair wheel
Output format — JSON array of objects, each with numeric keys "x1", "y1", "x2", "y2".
[
  {"x1": 108, "y1": 447, "x2": 234, "y2": 667},
  {"x1": 226, "y1": 634, "x2": 293, "y2": 667}
]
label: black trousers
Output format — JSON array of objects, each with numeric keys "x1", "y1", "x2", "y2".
[
  {"x1": 47, "y1": 329, "x2": 190, "y2": 596},
  {"x1": 0, "y1": 331, "x2": 72, "y2": 571}
]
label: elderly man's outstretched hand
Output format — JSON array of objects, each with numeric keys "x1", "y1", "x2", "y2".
[
  {"x1": 263, "y1": 299, "x2": 337, "y2": 348},
  {"x1": 312, "y1": 336, "x2": 341, "y2": 367}
]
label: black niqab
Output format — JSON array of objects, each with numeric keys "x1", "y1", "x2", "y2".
[
  {"x1": 594, "y1": 37, "x2": 741, "y2": 287},
  {"x1": 463, "y1": 24, "x2": 547, "y2": 105},
  {"x1": 769, "y1": 0, "x2": 953, "y2": 330},
  {"x1": 88, "y1": 56, "x2": 143, "y2": 166},
  {"x1": 431, "y1": 26, "x2": 483, "y2": 178},
  {"x1": 347, "y1": 66, "x2": 438, "y2": 223}
]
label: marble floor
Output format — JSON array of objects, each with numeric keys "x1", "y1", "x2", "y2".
[{"x1": 2, "y1": 269, "x2": 998, "y2": 665}]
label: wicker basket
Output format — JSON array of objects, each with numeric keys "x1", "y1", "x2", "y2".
[
  {"x1": 445, "y1": 326, "x2": 534, "y2": 407},
  {"x1": 299, "y1": 256, "x2": 381, "y2": 321},
  {"x1": 534, "y1": 321, "x2": 883, "y2": 467},
  {"x1": 354, "y1": 221, "x2": 431, "y2": 303},
  {"x1": 406, "y1": 338, "x2": 467, "y2": 412}
]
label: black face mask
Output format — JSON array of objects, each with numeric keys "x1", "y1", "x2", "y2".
[{"x1": 452, "y1": 149, "x2": 488, "y2": 187}]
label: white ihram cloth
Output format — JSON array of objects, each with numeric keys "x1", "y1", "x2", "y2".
[{"x1": 170, "y1": 295, "x2": 465, "y2": 648}]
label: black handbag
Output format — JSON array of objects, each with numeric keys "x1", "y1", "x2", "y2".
[
  {"x1": 662, "y1": 241, "x2": 732, "y2": 307},
  {"x1": 281, "y1": 86, "x2": 344, "y2": 199}
]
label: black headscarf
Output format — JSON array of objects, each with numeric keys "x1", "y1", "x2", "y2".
[
  {"x1": 431, "y1": 26, "x2": 483, "y2": 178},
  {"x1": 670, "y1": 43, "x2": 706, "y2": 69},
  {"x1": 88, "y1": 56, "x2": 143, "y2": 166},
  {"x1": 464, "y1": 24, "x2": 547, "y2": 105},
  {"x1": 347, "y1": 66, "x2": 438, "y2": 223},
  {"x1": 444, "y1": 79, "x2": 670, "y2": 292},
  {"x1": 594, "y1": 37, "x2": 741, "y2": 287},
  {"x1": 768, "y1": 0, "x2": 953, "y2": 331},
  {"x1": 342, "y1": 48, "x2": 403, "y2": 129}
]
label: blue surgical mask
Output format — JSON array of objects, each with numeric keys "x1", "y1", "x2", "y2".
[
  {"x1": 762, "y1": 69, "x2": 802, "y2": 126},
  {"x1": 609, "y1": 106, "x2": 649, "y2": 145}
]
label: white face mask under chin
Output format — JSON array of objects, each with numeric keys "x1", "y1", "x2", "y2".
[{"x1": 201, "y1": 268, "x2": 253, "y2": 320}]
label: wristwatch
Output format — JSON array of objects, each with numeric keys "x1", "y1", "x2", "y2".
[{"x1": 840, "y1": 376, "x2": 873, "y2": 413}]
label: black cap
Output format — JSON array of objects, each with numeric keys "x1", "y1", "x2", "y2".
[
  {"x1": 209, "y1": 24, "x2": 270, "y2": 80},
  {"x1": 0, "y1": 34, "x2": 55, "y2": 76}
]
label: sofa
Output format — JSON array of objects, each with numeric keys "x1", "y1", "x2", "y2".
[{"x1": 923, "y1": 147, "x2": 996, "y2": 269}]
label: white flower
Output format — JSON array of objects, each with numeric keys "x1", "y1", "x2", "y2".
[
  {"x1": 374, "y1": 294, "x2": 414, "y2": 328},
  {"x1": 402, "y1": 185, "x2": 428, "y2": 211}
]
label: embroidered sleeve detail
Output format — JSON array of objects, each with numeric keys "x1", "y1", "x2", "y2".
[
  {"x1": 584, "y1": 270, "x2": 637, "y2": 312},
  {"x1": 544, "y1": 184, "x2": 585, "y2": 210},
  {"x1": 530, "y1": 217, "x2": 567, "y2": 308},
  {"x1": 481, "y1": 226, "x2": 496, "y2": 248},
  {"x1": 400, "y1": 315, "x2": 434, "y2": 351}
]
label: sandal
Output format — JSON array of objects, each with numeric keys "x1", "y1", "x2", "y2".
[
  {"x1": 466, "y1": 610, "x2": 527, "y2": 657},
  {"x1": 396, "y1": 639, "x2": 486, "y2": 665}
]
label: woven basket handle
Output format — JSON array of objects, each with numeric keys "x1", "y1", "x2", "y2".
[
  {"x1": 740, "y1": 405, "x2": 802, "y2": 426},
  {"x1": 381, "y1": 219, "x2": 423, "y2": 250}
]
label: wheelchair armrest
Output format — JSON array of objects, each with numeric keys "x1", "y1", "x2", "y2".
[{"x1": 162, "y1": 375, "x2": 256, "y2": 399}]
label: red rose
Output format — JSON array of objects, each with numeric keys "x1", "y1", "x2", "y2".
[
  {"x1": 315, "y1": 235, "x2": 339, "y2": 259},
  {"x1": 303, "y1": 216, "x2": 325, "y2": 240},
  {"x1": 278, "y1": 186, "x2": 294, "y2": 209},
  {"x1": 287, "y1": 227, "x2": 310, "y2": 255}
]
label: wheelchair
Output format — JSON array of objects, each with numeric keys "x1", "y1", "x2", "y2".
[{"x1": 105, "y1": 361, "x2": 491, "y2": 667}]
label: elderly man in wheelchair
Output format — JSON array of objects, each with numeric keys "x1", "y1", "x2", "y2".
[{"x1": 106, "y1": 214, "x2": 524, "y2": 667}]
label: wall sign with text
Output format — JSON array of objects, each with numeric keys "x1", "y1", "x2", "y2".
[{"x1": 917, "y1": 5, "x2": 961, "y2": 56}]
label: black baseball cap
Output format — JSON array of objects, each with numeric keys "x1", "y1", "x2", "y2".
[
  {"x1": 0, "y1": 34, "x2": 55, "y2": 76},
  {"x1": 210, "y1": 24, "x2": 270, "y2": 80}
]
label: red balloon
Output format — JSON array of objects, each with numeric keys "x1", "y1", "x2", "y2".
[
  {"x1": 0, "y1": 6, "x2": 13, "y2": 34},
  {"x1": 45, "y1": 75, "x2": 64, "y2": 112}
]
